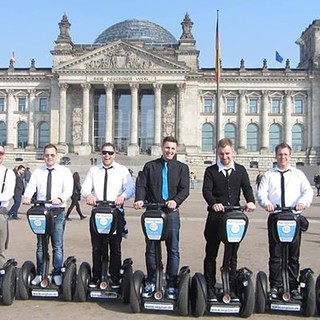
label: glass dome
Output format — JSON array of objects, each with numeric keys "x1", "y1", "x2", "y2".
[{"x1": 94, "y1": 19, "x2": 177, "y2": 47}]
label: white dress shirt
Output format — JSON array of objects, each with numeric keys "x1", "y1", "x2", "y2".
[
  {"x1": 0, "y1": 165, "x2": 16, "y2": 208},
  {"x1": 81, "y1": 161, "x2": 135, "y2": 201},
  {"x1": 257, "y1": 166, "x2": 313, "y2": 210},
  {"x1": 24, "y1": 164, "x2": 73, "y2": 208}
]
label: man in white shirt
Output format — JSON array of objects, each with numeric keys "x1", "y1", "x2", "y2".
[
  {"x1": 257, "y1": 142, "x2": 313, "y2": 300},
  {"x1": 23, "y1": 144, "x2": 73, "y2": 286},
  {"x1": 81, "y1": 142, "x2": 135, "y2": 288},
  {"x1": 0, "y1": 146, "x2": 16, "y2": 268}
]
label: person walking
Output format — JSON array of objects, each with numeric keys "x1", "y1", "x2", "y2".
[
  {"x1": 66, "y1": 172, "x2": 86, "y2": 221},
  {"x1": 134, "y1": 136, "x2": 190, "y2": 299},
  {"x1": 23, "y1": 144, "x2": 73, "y2": 286},
  {"x1": 0, "y1": 146, "x2": 16, "y2": 268},
  {"x1": 81, "y1": 142, "x2": 135, "y2": 288},
  {"x1": 202, "y1": 138, "x2": 256, "y2": 300},
  {"x1": 24, "y1": 166, "x2": 31, "y2": 188},
  {"x1": 8, "y1": 164, "x2": 25, "y2": 219},
  {"x1": 257, "y1": 142, "x2": 313, "y2": 300}
]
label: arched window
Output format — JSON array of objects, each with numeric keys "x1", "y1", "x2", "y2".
[
  {"x1": 247, "y1": 123, "x2": 259, "y2": 151},
  {"x1": 269, "y1": 123, "x2": 282, "y2": 152},
  {"x1": 17, "y1": 122, "x2": 28, "y2": 148},
  {"x1": 202, "y1": 123, "x2": 214, "y2": 152},
  {"x1": 292, "y1": 124, "x2": 303, "y2": 152},
  {"x1": 224, "y1": 123, "x2": 237, "y2": 148},
  {"x1": 38, "y1": 122, "x2": 49, "y2": 148},
  {"x1": 0, "y1": 121, "x2": 6, "y2": 146}
]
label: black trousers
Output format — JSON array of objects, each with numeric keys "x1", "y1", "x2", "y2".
[
  {"x1": 89, "y1": 209, "x2": 124, "y2": 282},
  {"x1": 203, "y1": 212, "x2": 239, "y2": 289},
  {"x1": 267, "y1": 214, "x2": 301, "y2": 289}
]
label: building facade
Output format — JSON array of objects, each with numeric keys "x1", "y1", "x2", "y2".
[{"x1": 1, "y1": 14, "x2": 320, "y2": 169}]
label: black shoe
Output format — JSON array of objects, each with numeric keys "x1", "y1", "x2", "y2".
[
  {"x1": 12, "y1": 216, "x2": 21, "y2": 220},
  {"x1": 66, "y1": 218, "x2": 72, "y2": 221},
  {"x1": 270, "y1": 287, "x2": 278, "y2": 299},
  {"x1": 207, "y1": 288, "x2": 217, "y2": 301},
  {"x1": 291, "y1": 289, "x2": 302, "y2": 300},
  {"x1": 230, "y1": 291, "x2": 240, "y2": 302},
  {"x1": 111, "y1": 280, "x2": 120, "y2": 289},
  {"x1": 80, "y1": 215, "x2": 87, "y2": 220},
  {"x1": 89, "y1": 279, "x2": 99, "y2": 288}
]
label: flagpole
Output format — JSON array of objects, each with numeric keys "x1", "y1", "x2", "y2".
[{"x1": 215, "y1": 10, "x2": 220, "y2": 161}]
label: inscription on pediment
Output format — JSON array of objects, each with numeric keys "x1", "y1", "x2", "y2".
[{"x1": 85, "y1": 46, "x2": 154, "y2": 70}]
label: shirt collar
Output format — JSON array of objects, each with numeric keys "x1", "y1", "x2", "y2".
[
  {"x1": 217, "y1": 160, "x2": 235, "y2": 172},
  {"x1": 274, "y1": 166, "x2": 292, "y2": 173}
]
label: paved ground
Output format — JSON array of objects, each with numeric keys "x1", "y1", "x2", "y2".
[{"x1": 1, "y1": 187, "x2": 320, "y2": 319}]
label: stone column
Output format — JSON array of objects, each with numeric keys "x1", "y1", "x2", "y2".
[
  {"x1": 151, "y1": 83, "x2": 162, "y2": 155},
  {"x1": 127, "y1": 83, "x2": 139, "y2": 156},
  {"x1": 261, "y1": 91, "x2": 269, "y2": 153},
  {"x1": 58, "y1": 83, "x2": 68, "y2": 150},
  {"x1": 26, "y1": 89, "x2": 36, "y2": 149},
  {"x1": 238, "y1": 90, "x2": 246, "y2": 153},
  {"x1": 81, "y1": 83, "x2": 91, "y2": 146},
  {"x1": 284, "y1": 91, "x2": 292, "y2": 145},
  {"x1": 6, "y1": 90, "x2": 15, "y2": 148},
  {"x1": 104, "y1": 83, "x2": 114, "y2": 143},
  {"x1": 177, "y1": 84, "x2": 186, "y2": 151}
]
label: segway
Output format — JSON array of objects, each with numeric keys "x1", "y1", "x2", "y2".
[
  {"x1": 255, "y1": 207, "x2": 315, "y2": 317},
  {"x1": 0, "y1": 258, "x2": 17, "y2": 305},
  {"x1": 191, "y1": 206, "x2": 254, "y2": 318},
  {"x1": 76, "y1": 201, "x2": 132, "y2": 303},
  {"x1": 18, "y1": 201, "x2": 77, "y2": 300},
  {"x1": 130, "y1": 202, "x2": 190, "y2": 315}
]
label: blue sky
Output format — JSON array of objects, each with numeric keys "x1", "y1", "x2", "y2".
[{"x1": 0, "y1": 0, "x2": 319, "y2": 69}]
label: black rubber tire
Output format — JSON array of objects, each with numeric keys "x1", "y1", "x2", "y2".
[
  {"x1": 303, "y1": 273, "x2": 316, "y2": 317},
  {"x1": 121, "y1": 263, "x2": 133, "y2": 304},
  {"x1": 130, "y1": 270, "x2": 144, "y2": 313},
  {"x1": 2, "y1": 264, "x2": 16, "y2": 305},
  {"x1": 62, "y1": 262, "x2": 77, "y2": 301},
  {"x1": 76, "y1": 262, "x2": 91, "y2": 302},
  {"x1": 18, "y1": 260, "x2": 35, "y2": 300},
  {"x1": 315, "y1": 274, "x2": 320, "y2": 315},
  {"x1": 239, "y1": 276, "x2": 254, "y2": 318},
  {"x1": 177, "y1": 272, "x2": 190, "y2": 316},
  {"x1": 190, "y1": 273, "x2": 207, "y2": 317},
  {"x1": 255, "y1": 271, "x2": 268, "y2": 314}
]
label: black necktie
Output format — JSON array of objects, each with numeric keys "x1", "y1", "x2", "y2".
[
  {"x1": 46, "y1": 168, "x2": 53, "y2": 201},
  {"x1": 225, "y1": 168, "x2": 231, "y2": 205},
  {"x1": 103, "y1": 167, "x2": 112, "y2": 201},
  {"x1": 279, "y1": 170, "x2": 289, "y2": 207}
]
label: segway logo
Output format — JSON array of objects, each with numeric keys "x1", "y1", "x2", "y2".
[
  {"x1": 277, "y1": 220, "x2": 296, "y2": 242},
  {"x1": 226, "y1": 219, "x2": 246, "y2": 242},
  {"x1": 95, "y1": 213, "x2": 113, "y2": 234},
  {"x1": 144, "y1": 218, "x2": 163, "y2": 240},
  {"x1": 29, "y1": 215, "x2": 46, "y2": 234}
]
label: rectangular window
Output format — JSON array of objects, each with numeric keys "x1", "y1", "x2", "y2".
[
  {"x1": 294, "y1": 99, "x2": 303, "y2": 114},
  {"x1": 271, "y1": 99, "x2": 280, "y2": 113},
  {"x1": 0, "y1": 98, "x2": 4, "y2": 112},
  {"x1": 39, "y1": 97, "x2": 48, "y2": 112},
  {"x1": 249, "y1": 98, "x2": 258, "y2": 113},
  {"x1": 204, "y1": 98, "x2": 213, "y2": 113},
  {"x1": 18, "y1": 97, "x2": 26, "y2": 112},
  {"x1": 226, "y1": 98, "x2": 235, "y2": 113}
]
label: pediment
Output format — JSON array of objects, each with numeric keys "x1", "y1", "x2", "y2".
[{"x1": 53, "y1": 41, "x2": 188, "y2": 73}]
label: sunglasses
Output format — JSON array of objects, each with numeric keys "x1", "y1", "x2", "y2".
[
  {"x1": 44, "y1": 154, "x2": 56, "y2": 158},
  {"x1": 102, "y1": 151, "x2": 115, "y2": 156}
]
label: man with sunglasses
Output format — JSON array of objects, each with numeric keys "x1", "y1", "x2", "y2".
[
  {"x1": 23, "y1": 144, "x2": 73, "y2": 286},
  {"x1": 81, "y1": 142, "x2": 135, "y2": 288}
]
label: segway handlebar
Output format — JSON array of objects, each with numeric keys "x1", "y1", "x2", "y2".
[
  {"x1": 31, "y1": 200, "x2": 52, "y2": 205},
  {"x1": 224, "y1": 205, "x2": 245, "y2": 212},
  {"x1": 142, "y1": 201, "x2": 167, "y2": 209},
  {"x1": 94, "y1": 200, "x2": 120, "y2": 209},
  {"x1": 273, "y1": 205, "x2": 297, "y2": 214}
]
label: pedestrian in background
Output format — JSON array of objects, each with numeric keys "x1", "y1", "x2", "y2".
[{"x1": 8, "y1": 164, "x2": 25, "y2": 219}]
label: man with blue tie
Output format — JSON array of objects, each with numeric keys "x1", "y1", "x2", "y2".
[{"x1": 134, "y1": 136, "x2": 190, "y2": 299}]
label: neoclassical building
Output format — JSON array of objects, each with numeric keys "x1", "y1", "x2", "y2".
[{"x1": 1, "y1": 14, "x2": 320, "y2": 168}]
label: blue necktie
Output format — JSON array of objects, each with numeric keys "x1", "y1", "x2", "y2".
[{"x1": 162, "y1": 162, "x2": 169, "y2": 201}]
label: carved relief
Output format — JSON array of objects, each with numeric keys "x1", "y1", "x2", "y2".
[
  {"x1": 72, "y1": 108, "x2": 82, "y2": 144},
  {"x1": 162, "y1": 90, "x2": 176, "y2": 137}
]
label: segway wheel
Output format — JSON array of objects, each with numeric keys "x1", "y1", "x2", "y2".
[
  {"x1": 2, "y1": 264, "x2": 16, "y2": 305},
  {"x1": 190, "y1": 272, "x2": 207, "y2": 317},
  {"x1": 255, "y1": 271, "x2": 268, "y2": 314},
  {"x1": 18, "y1": 260, "x2": 36, "y2": 300},
  {"x1": 121, "y1": 263, "x2": 133, "y2": 304},
  {"x1": 76, "y1": 262, "x2": 91, "y2": 302},
  {"x1": 62, "y1": 262, "x2": 76, "y2": 301},
  {"x1": 177, "y1": 271, "x2": 190, "y2": 316},
  {"x1": 303, "y1": 273, "x2": 316, "y2": 317},
  {"x1": 130, "y1": 270, "x2": 144, "y2": 313},
  {"x1": 239, "y1": 276, "x2": 254, "y2": 318},
  {"x1": 316, "y1": 274, "x2": 320, "y2": 315}
]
